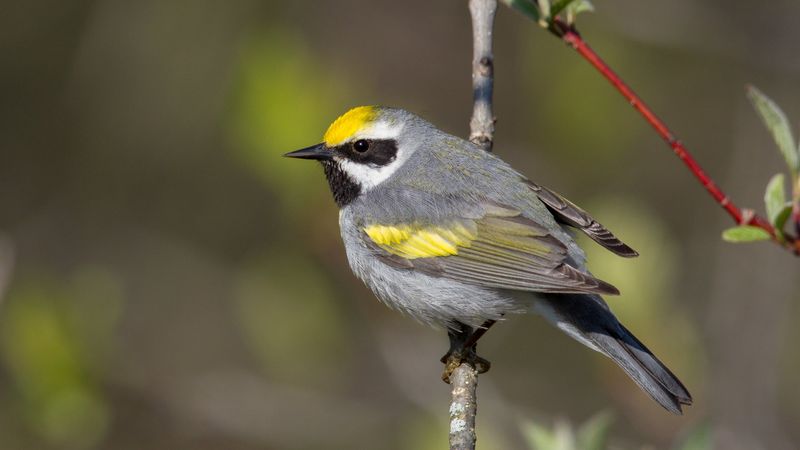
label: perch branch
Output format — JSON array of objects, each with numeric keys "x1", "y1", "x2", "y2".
[
  {"x1": 469, "y1": 0, "x2": 497, "y2": 152},
  {"x1": 448, "y1": 1, "x2": 497, "y2": 450},
  {"x1": 546, "y1": 19, "x2": 800, "y2": 255},
  {"x1": 449, "y1": 363, "x2": 479, "y2": 450}
]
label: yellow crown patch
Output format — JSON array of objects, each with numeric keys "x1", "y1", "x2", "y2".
[{"x1": 323, "y1": 106, "x2": 377, "y2": 146}]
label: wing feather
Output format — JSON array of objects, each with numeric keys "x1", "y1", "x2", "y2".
[
  {"x1": 363, "y1": 202, "x2": 619, "y2": 295},
  {"x1": 525, "y1": 180, "x2": 639, "y2": 258}
]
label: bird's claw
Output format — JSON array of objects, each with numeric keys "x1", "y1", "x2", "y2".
[{"x1": 440, "y1": 348, "x2": 491, "y2": 384}]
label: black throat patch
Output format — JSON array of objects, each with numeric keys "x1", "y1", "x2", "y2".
[
  {"x1": 321, "y1": 160, "x2": 361, "y2": 207},
  {"x1": 319, "y1": 139, "x2": 399, "y2": 208}
]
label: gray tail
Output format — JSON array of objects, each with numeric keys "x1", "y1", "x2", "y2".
[{"x1": 537, "y1": 294, "x2": 693, "y2": 414}]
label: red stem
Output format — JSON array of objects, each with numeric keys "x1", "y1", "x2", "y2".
[{"x1": 552, "y1": 21, "x2": 799, "y2": 254}]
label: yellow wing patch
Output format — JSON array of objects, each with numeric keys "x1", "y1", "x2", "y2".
[
  {"x1": 323, "y1": 106, "x2": 377, "y2": 146},
  {"x1": 364, "y1": 223, "x2": 477, "y2": 259}
]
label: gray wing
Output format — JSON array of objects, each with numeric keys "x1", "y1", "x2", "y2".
[{"x1": 363, "y1": 201, "x2": 620, "y2": 296}]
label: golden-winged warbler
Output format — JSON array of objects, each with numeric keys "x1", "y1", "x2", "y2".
[{"x1": 285, "y1": 106, "x2": 692, "y2": 414}]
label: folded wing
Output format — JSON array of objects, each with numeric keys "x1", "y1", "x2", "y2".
[{"x1": 363, "y1": 202, "x2": 619, "y2": 295}]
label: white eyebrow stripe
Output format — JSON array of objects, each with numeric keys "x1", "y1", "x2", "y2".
[{"x1": 353, "y1": 121, "x2": 404, "y2": 141}]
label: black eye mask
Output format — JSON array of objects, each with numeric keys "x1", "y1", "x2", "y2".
[{"x1": 335, "y1": 139, "x2": 398, "y2": 167}]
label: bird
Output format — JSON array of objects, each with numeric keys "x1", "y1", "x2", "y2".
[{"x1": 284, "y1": 105, "x2": 692, "y2": 414}]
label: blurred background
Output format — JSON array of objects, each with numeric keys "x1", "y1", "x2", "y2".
[{"x1": 2, "y1": 0, "x2": 799, "y2": 448}]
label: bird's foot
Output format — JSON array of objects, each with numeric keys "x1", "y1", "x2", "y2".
[{"x1": 440, "y1": 347, "x2": 491, "y2": 384}]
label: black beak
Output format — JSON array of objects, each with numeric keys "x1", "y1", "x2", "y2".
[{"x1": 283, "y1": 143, "x2": 331, "y2": 161}]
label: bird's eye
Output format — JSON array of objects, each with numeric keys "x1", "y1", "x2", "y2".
[{"x1": 353, "y1": 139, "x2": 370, "y2": 153}]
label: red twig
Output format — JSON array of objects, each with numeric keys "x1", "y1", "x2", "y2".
[{"x1": 549, "y1": 20, "x2": 799, "y2": 255}]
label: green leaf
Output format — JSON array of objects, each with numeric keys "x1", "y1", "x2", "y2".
[
  {"x1": 550, "y1": 0, "x2": 594, "y2": 19},
  {"x1": 538, "y1": 0, "x2": 551, "y2": 22},
  {"x1": 564, "y1": 0, "x2": 594, "y2": 24},
  {"x1": 576, "y1": 412, "x2": 612, "y2": 450},
  {"x1": 721, "y1": 225, "x2": 772, "y2": 243},
  {"x1": 747, "y1": 85, "x2": 799, "y2": 174},
  {"x1": 550, "y1": 0, "x2": 574, "y2": 18},
  {"x1": 501, "y1": 0, "x2": 542, "y2": 22},
  {"x1": 764, "y1": 173, "x2": 786, "y2": 225},
  {"x1": 773, "y1": 204, "x2": 793, "y2": 232}
]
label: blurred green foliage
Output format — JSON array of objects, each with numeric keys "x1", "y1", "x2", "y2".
[
  {"x1": 1, "y1": 269, "x2": 122, "y2": 448},
  {"x1": 577, "y1": 200, "x2": 703, "y2": 386},
  {"x1": 234, "y1": 253, "x2": 351, "y2": 385},
  {"x1": 229, "y1": 29, "x2": 351, "y2": 215},
  {"x1": 521, "y1": 413, "x2": 710, "y2": 450},
  {"x1": 672, "y1": 423, "x2": 711, "y2": 450},
  {"x1": 521, "y1": 33, "x2": 639, "y2": 175},
  {"x1": 521, "y1": 412, "x2": 612, "y2": 450}
]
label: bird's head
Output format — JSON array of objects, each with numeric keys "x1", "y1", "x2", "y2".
[{"x1": 285, "y1": 106, "x2": 427, "y2": 206}]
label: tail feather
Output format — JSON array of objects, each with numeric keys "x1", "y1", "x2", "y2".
[
  {"x1": 593, "y1": 323, "x2": 692, "y2": 414},
  {"x1": 535, "y1": 294, "x2": 693, "y2": 414}
]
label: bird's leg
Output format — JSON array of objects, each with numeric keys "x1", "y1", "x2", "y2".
[{"x1": 440, "y1": 320, "x2": 497, "y2": 383}]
